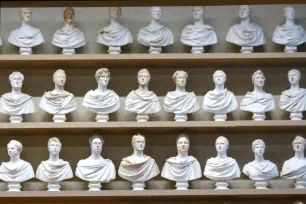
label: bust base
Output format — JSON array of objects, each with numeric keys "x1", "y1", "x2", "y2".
[
  {"x1": 9, "y1": 115, "x2": 23, "y2": 123},
  {"x1": 252, "y1": 112, "x2": 266, "y2": 121},
  {"x1": 284, "y1": 46, "x2": 297, "y2": 53},
  {"x1": 62, "y1": 48, "x2": 76, "y2": 55},
  {"x1": 96, "y1": 113, "x2": 109, "y2": 122},
  {"x1": 149, "y1": 46, "x2": 162, "y2": 54},
  {"x1": 240, "y1": 46, "x2": 254, "y2": 53},
  {"x1": 214, "y1": 113, "x2": 227, "y2": 121},
  {"x1": 47, "y1": 182, "x2": 61, "y2": 191},
  {"x1": 290, "y1": 112, "x2": 303, "y2": 120},
  {"x1": 255, "y1": 181, "x2": 268, "y2": 189},
  {"x1": 53, "y1": 114, "x2": 66, "y2": 123},
  {"x1": 175, "y1": 181, "x2": 189, "y2": 190},
  {"x1": 136, "y1": 113, "x2": 149, "y2": 122},
  {"x1": 174, "y1": 113, "x2": 187, "y2": 122},
  {"x1": 88, "y1": 181, "x2": 102, "y2": 191},
  {"x1": 191, "y1": 46, "x2": 204, "y2": 54},
  {"x1": 215, "y1": 181, "x2": 229, "y2": 190},
  {"x1": 132, "y1": 181, "x2": 145, "y2": 190},
  {"x1": 108, "y1": 46, "x2": 122, "y2": 54},
  {"x1": 295, "y1": 180, "x2": 306, "y2": 189},
  {"x1": 19, "y1": 47, "x2": 32, "y2": 55},
  {"x1": 7, "y1": 182, "x2": 21, "y2": 192}
]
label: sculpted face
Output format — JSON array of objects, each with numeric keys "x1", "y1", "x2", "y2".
[
  {"x1": 175, "y1": 72, "x2": 187, "y2": 88},
  {"x1": 192, "y1": 6, "x2": 204, "y2": 20},
  {"x1": 239, "y1": 5, "x2": 251, "y2": 19},
  {"x1": 215, "y1": 137, "x2": 228, "y2": 153},
  {"x1": 54, "y1": 71, "x2": 66, "y2": 86},
  {"x1": 133, "y1": 136, "x2": 145, "y2": 151},
  {"x1": 64, "y1": 11, "x2": 74, "y2": 24},
  {"x1": 253, "y1": 73, "x2": 265, "y2": 87},
  {"x1": 213, "y1": 71, "x2": 226, "y2": 85},
  {"x1": 285, "y1": 7, "x2": 295, "y2": 20},
  {"x1": 48, "y1": 141, "x2": 62, "y2": 155},
  {"x1": 288, "y1": 70, "x2": 301, "y2": 85},
  {"x1": 110, "y1": 7, "x2": 121, "y2": 21},
  {"x1": 7, "y1": 143, "x2": 19, "y2": 157},
  {"x1": 253, "y1": 144, "x2": 265, "y2": 157},
  {"x1": 138, "y1": 70, "x2": 150, "y2": 87},
  {"x1": 98, "y1": 72, "x2": 110, "y2": 87},
  {"x1": 91, "y1": 138, "x2": 102, "y2": 153},
  {"x1": 20, "y1": 8, "x2": 32, "y2": 22},
  {"x1": 293, "y1": 138, "x2": 305, "y2": 153},
  {"x1": 151, "y1": 7, "x2": 162, "y2": 21},
  {"x1": 10, "y1": 73, "x2": 23, "y2": 89},
  {"x1": 177, "y1": 137, "x2": 189, "y2": 153}
]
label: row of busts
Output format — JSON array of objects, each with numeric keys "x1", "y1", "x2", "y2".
[
  {"x1": 1, "y1": 68, "x2": 306, "y2": 123},
  {"x1": 1, "y1": 134, "x2": 305, "y2": 192},
  {"x1": 1, "y1": 6, "x2": 306, "y2": 54}
]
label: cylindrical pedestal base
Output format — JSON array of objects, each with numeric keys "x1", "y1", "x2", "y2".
[
  {"x1": 240, "y1": 46, "x2": 254, "y2": 53},
  {"x1": 53, "y1": 114, "x2": 66, "y2": 123},
  {"x1": 96, "y1": 113, "x2": 109, "y2": 122},
  {"x1": 284, "y1": 46, "x2": 297, "y2": 53},
  {"x1": 108, "y1": 46, "x2": 122, "y2": 54},
  {"x1": 136, "y1": 113, "x2": 149, "y2": 122},
  {"x1": 9, "y1": 115, "x2": 23, "y2": 123},
  {"x1": 149, "y1": 46, "x2": 162, "y2": 54},
  {"x1": 132, "y1": 181, "x2": 145, "y2": 190},
  {"x1": 191, "y1": 46, "x2": 204, "y2": 54},
  {"x1": 175, "y1": 181, "x2": 189, "y2": 190},
  {"x1": 7, "y1": 182, "x2": 21, "y2": 192},
  {"x1": 252, "y1": 112, "x2": 266, "y2": 121},
  {"x1": 19, "y1": 47, "x2": 33, "y2": 55},
  {"x1": 88, "y1": 181, "x2": 102, "y2": 191},
  {"x1": 290, "y1": 112, "x2": 303, "y2": 120},
  {"x1": 47, "y1": 182, "x2": 61, "y2": 191},
  {"x1": 174, "y1": 113, "x2": 187, "y2": 122},
  {"x1": 62, "y1": 48, "x2": 76, "y2": 55},
  {"x1": 255, "y1": 181, "x2": 268, "y2": 189},
  {"x1": 215, "y1": 181, "x2": 229, "y2": 190},
  {"x1": 295, "y1": 180, "x2": 306, "y2": 189},
  {"x1": 214, "y1": 113, "x2": 227, "y2": 121}
]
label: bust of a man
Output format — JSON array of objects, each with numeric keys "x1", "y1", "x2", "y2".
[
  {"x1": 52, "y1": 7, "x2": 86, "y2": 54},
  {"x1": 226, "y1": 5, "x2": 266, "y2": 53},
  {"x1": 137, "y1": 7, "x2": 174, "y2": 54},
  {"x1": 180, "y1": 6, "x2": 217, "y2": 53},
  {"x1": 0, "y1": 71, "x2": 35, "y2": 123},
  {"x1": 97, "y1": 7, "x2": 133, "y2": 54},
  {"x1": 273, "y1": 6, "x2": 306, "y2": 53},
  {"x1": 164, "y1": 70, "x2": 199, "y2": 122}
]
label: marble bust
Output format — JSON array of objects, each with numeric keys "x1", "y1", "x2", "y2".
[
  {"x1": 36, "y1": 137, "x2": 73, "y2": 191},
  {"x1": 180, "y1": 6, "x2": 217, "y2": 53},
  {"x1": 204, "y1": 136, "x2": 240, "y2": 189},
  {"x1": 137, "y1": 7, "x2": 174, "y2": 54},
  {"x1": 161, "y1": 134, "x2": 202, "y2": 190},
  {"x1": 76, "y1": 135, "x2": 116, "y2": 191},
  {"x1": 281, "y1": 136, "x2": 306, "y2": 189},
  {"x1": 118, "y1": 134, "x2": 160, "y2": 190},
  {"x1": 280, "y1": 69, "x2": 306, "y2": 120},
  {"x1": 0, "y1": 140, "x2": 35, "y2": 192},
  {"x1": 39, "y1": 69, "x2": 77, "y2": 123},
  {"x1": 97, "y1": 7, "x2": 133, "y2": 54},
  {"x1": 226, "y1": 5, "x2": 266, "y2": 53},
  {"x1": 273, "y1": 6, "x2": 306, "y2": 53},
  {"x1": 83, "y1": 68, "x2": 120, "y2": 122},
  {"x1": 203, "y1": 70, "x2": 238, "y2": 121},
  {"x1": 243, "y1": 139, "x2": 278, "y2": 189},
  {"x1": 0, "y1": 71, "x2": 35, "y2": 123},
  {"x1": 240, "y1": 70, "x2": 275, "y2": 121},
  {"x1": 125, "y1": 69, "x2": 161, "y2": 122},
  {"x1": 8, "y1": 8, "x2": 45, "y2": 55},
  {"x1": 164, "y1": 70, "x2": 199, "y2": 122},
  {"x1": 52, "y1": 7, "x2": 86, "y2": 55}
]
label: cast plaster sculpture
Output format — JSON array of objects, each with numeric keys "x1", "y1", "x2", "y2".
[
  {"x1": 280, "y1": 69, "x2": 306, "y2": 120},
  {"x1": 203, "y1": 136, "x2": 240, "y2": 189},
  {"x1": 281, "y1": 136, "x2": 306, "y2": 189},
  {"x1": 0, "y1": 71, "x2": 35, "y2": 123},
  {"x1": 118, "y1": 134, "x2": 160, "y2": 190},
  {"x1": 97, "y1": 7, "x2": 133, "y2": 54},
  {"x1": 242, "y1": 139, "x2": 279, "y2": 189},
  {"x1": 52, "y1": 7, "x2": 86, "y2": 55},
  {"x1": 203, "y1": 70, "x2": 238, "y2": 121},
  {"x1": 240, "y1": 70, "x2": 275, "y2": 121},
  {"x1": 137, "y1": 7, "x2": 174, "y2": 54},
  {"x1": 76, "y1": 135, "x2": 116, "y2": 191},
  {"x1": 83, "y1": 68, "x2": 120, "y2": 122},
  {"x1": 36, "y1": 137, "x2": 73, "y2": 191},
  {"x1": 272, "y1": 6, "x2": 306, "y2": 53},
  {"x1": 164, "y1": 70, "x2": 199, "y2": 122},
  {"x1": 180, "y1": 6, "x2": 217, "y2": 54},
  {"x1": 39, "y1": 69, "x2": 77, "y2": 123},
  {"x1": 161, "y1": 134, "x2": 201, "y2": 190},
  {"x1": 8, "y1": 8, "x2": 45, "y2": 55},
  {"x1": 226, "y1": 5, "x2": 266, "y2": 53},
  {"x1": 125, "y1": 69, "x2": 161, "y2": 122},
  {"x1": 0, "y1": 140, "x2": 35, "y2": 192}
]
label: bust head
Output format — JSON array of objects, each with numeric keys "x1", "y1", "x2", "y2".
[
  {"x1": 215, "y1": 136, "x2": 229, "y2": 153},
  {"x1": 137, "y1": 68, "x2": 151, "y2": 87},
  {"x1": 9, "y1": 71, "x2": 24, "y2": 89},
  {"x1": 95, "y1": 68, "x2": 110, "y2": 87},
  {"x1": 63, "y1": 7, "x2": 75, "y2": 25},
  {"x1": 213, "y1": 70, "x2": 227, "y2": 85},
  {"x1": 252, "y1": 70, "x2": 265, "y2": 87},
  {"x1": 176, "y1": 133, "x2": 190, "y2": 153},
  {"x1": 109, "y1": 7, "x2": 121, "y2": 21},
  {"x1": 252, "y1": 139, "x2": 265, "y2": 157},
  {"x1": 284, "y1": 6, "x2": 295, "y2": 21},
  {"x1": 172, "y1": 70, "x2": 188, "y2": 89},
  {"x1": 239, "y1": 5, "x2": 251, "y2": 19},
  {"x1": 292, "y1": 135, "x2": 306, "y2": 153},
  {"x1": 53, "y1": 69, "x2": 66, "y2": 87},
  {"x1": 20, "y1": 8, "x2": 32, "y2": 23},
  {"x1": 288, "y1": 69, "x2": 301, "y2": 85},
  {"x1": 48, "y1": 137, "x2": 62, "y2": 155},
  {"x1": 89, "y1": 135, "x2": 104, "y2": 154},
  {"x1": 131, "y1": 133, "x2": 146, "y2": 152},
  {"x1": 7, "y1": 140, "x2": 23, "y2": 157},
  {"x1": 192, "y1": 6, "x2": 205, "y2": 21},
  {"x1": 150, "y1": 6, "x2": 162, "y2": 21}
]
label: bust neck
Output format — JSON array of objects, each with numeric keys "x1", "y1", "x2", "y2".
[
  {"x1": 21, "y1": 21, "x2": 31, "y2": 27},
  {"x1": 10, "y1": 154, "x2": 21, "y2": 163},
  {"x1": 285, "y1": 19, "x2": 295, "y2": 27},
  {"x1": 253, "y1": 85, "x2": 265, "y2": 94},
  {"x1": 214, "y1": 83, "x2": 225, "y2": 94},
  {"x1": 110, "y1": 19, "x2": 120, "y2": 28},
  {"x1": 49, "y1": 154, "x2": 60, "y2": 162},
  {"x1": 150, "y1": 19, "x2": 161, "y2": 27},
  {"x1": 89, "y1": 151, "x2": 103, "y2": 160},
  {"x1": 177, "y1": 151, "x2": 188, "y2": 160},
  {"x1": 97, "y1": 83, "x2": 108, "y2": 93},
  {"x1": 216, "y1": 151, "x2": 227, "y2": 160},
  {"x1": 11, "y1": 87, "x2": 22, "y2": 97},
  {"x1": 175, "y1": 86, "x2": 185, "y2": 93},
  {"x1": 138, "y1": 85, "x2": 149, "y2": 92},
  {"x1": 295, "y1": 150, "x2": 305, "y2": 160},
  {"x1": 63, "y1": 23, "x2": 74, "y2": 30},
  {"x1": 240, "y1": 17, "x2": 251, "y2": 28},
  {"x1": 53, "y1": 84, "x2": 65, "y2": 94},
  {"x1": 289, "y1": 82, "x2": 300, "y2": 93},
  {"x1": 254, "y1": 154, "x2": 265, "y2": 164},
  {"x1": 194, "y1": 18, "x2": 204, "y2": 27}
]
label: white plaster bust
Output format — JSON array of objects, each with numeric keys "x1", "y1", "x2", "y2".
[
  {"x1": 180, "y1": 6, "x2": 217, "y2": 54},
  {"x1": 203, "y1": 70, "x2": 238, "y2": 121},
  {"x1": 118, "y1": 134, "x2": 160, "y2": 190},
  {"x1": 164, "y1": 70, "x2": 199, "y2": 122},
  {"x1": 52, "y1": 7, "x2": 86, "y2": 55},
  {"x1": 240, "y1": 70, "x2": 275, "y2": 121},
  {"x1": 83, "y1": 68, "x2": 120, "y2": 122},
  {"x1": 97, "y1": 7, "x2": 133, "y2": 54},
  {"x1": 273, "y1": 6, "x2": 306, "y2": 53},
  {"x1": 0, "y1": 71, "x2": 35, "y2": 123},
  {"x1": 125, "y1": 69, "x2": 161, "y2": 122},
  {"x1": 226, "y1": 5, "x2": 266, "y2": 53},
  {"x1": 137, "y1": 7, "x2": 174, "y2": 54},
  {"x1": 280, "y1": 69, "x2": 306, "y2": 120},
  {"x1": 39, "y1": 69, "x2": 77, "y2": 122},
  {"x1": 8, "y1": 8, "x2": 45, "y2": 55}
]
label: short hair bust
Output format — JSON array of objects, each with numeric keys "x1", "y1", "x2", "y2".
[
  {"x1": 109, "y1": 7, "x2": 121, "y2": 15},
  {"x1": 213, "y1": 70, "x2": 227, "y2": 79},
  {"x1": 53, "y1": 69, "x2": 66, "y2": 82},
  {"x1": 63, "y1": 7, "x2": 75, "y2": 20},
  {"x1": 89, "y1": 135, "x2": 104, "y2": 146},
  {"x1": 8, "y1": 140, "x2": 23, "y2": 153},
  {"x1": 252, "y1": 139, "x2": 265, "y2": 151},
  {"x1": 131, "y1": 133, "x2": 146, "y2": 146},
  {"x1": 216, "y1": 136, "x2": 229, "y2": 147},
  {"x1": 172, "y1": 70, "x2": 188, "y2": 82},
  {"x1": 284, "y1": 6, "x2": 296, "y2": 14},
  {"x1": 20, "y1": 8, "x2": 32, "y2": 18},
  {"x1": 176, "y1": 133, "x2": 190, "y2": 144},
  {"x1": 292, "y1": 135, "x2": 306, "y2": 146},
  {"x1": 48, "y1": 137, "x2": 62, "y2": 147},
  {"x1": 138, "y1": 68, "x2": 151, "y2": 78},
  {"x1": 95, "y1": 68, "x2": 110, "y2": 82},
  {"x1": 9, "y1": 71, "x2": 24, "y2": 82},
  {"x1": 252, "y1": 70, "x2": 265, "y2": 83},
  {"x1": 288, "y1": 69, "x2": 301, "y2": 79}
]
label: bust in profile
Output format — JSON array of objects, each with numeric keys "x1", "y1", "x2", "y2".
[
  {"x1": 83, "y1": 68, "x2": 120, "y2": 122},
  {"x1": 97, "y1": 7, "x2": 133, "y2": 54},
  {"x1": 164, "y1": 70, "x2": 199, "y2": 122},
  {"x1": 0, "y1": 71, "x2": 35, "y2": 123},
  {"x1": 137, "y1": 6, "x2": 174, "y2": 54},
  {"x1": 180, "y1": 6, "x2": 217, "y2": 53},
  {"x1": 226, "y1": 5, "x2": 266, "y2": 53},
  {"x1": 52, "y1": 7, "x2": 86, "y2": 55},
  {"x1": 8, "y1": 8, "x2": 45, "y2": 55},
  {"x1": 273, "y1": 6, "x2": 306, "y2": 53}
]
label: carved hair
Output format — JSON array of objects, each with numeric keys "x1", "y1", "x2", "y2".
[
  {"x1": 20, "y1": 8, "x2": 32, "y2": 17},
  {"x1": 176, "y1": 133, "x2": 190, "y2": 144},
  {"x1": 63, "y1": 7, "x2": 75, "y2": 20},
  {"x1": 9, "y1": 71, "x2": 24, "y2": 82},
  {"x1": 240, "y1": 5, "x2": 252, "y2": 14},
  {"x1": 137, "y1": 68, "x2": 151, "y2": 78},
  {"x1": 95, "y1": 68, "x2": 110, "y2": 82},
  {"x1": 288, "y1": 69, "x2": 301, "y2": 79},
  {"x1": 8, "y1": 140, "x2": 23, "y2": 153},
  {"x1": 172, "y1": 70, "x2": 188, "y2": 82},
  {"x1": 216, "y1": 136, "x2": 229, "y2": 147},
  {"x1": 109, "y1": 7, "x2": 121, "y2": 15},
  {"x1": 192, "y1": 6, "x2": 205, "y2": 15},
  {"x1": 284, "y1": 6, "x2": 296, "y2": 14},
  {"x1": 48, "y1": 137, "x2": 62, "y2": 147},
  {"x1": 252, "y1": 139, "x2": 265, "y2": 152},
  {"x1": 89, "y1": 135, "x2": 104, "y2": 146},
  {"x1": 252, "y1": 70, "x2": 265, "y2": 83},
  {"x1": 213, "y1": 70, "x2": 227, "y2": 80},
  {"x1": 150, "y1": 6, "x2": 162, "y2": 13},
  {"x1": 131, "y1": 133, "x2": 146, "y2": 146},
  {"x1": 292, "y1": 135, "x2": 306, "y2": 146},
  {"x1": 53, "y1": 69, "x2": 66, "y2": 82}
]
